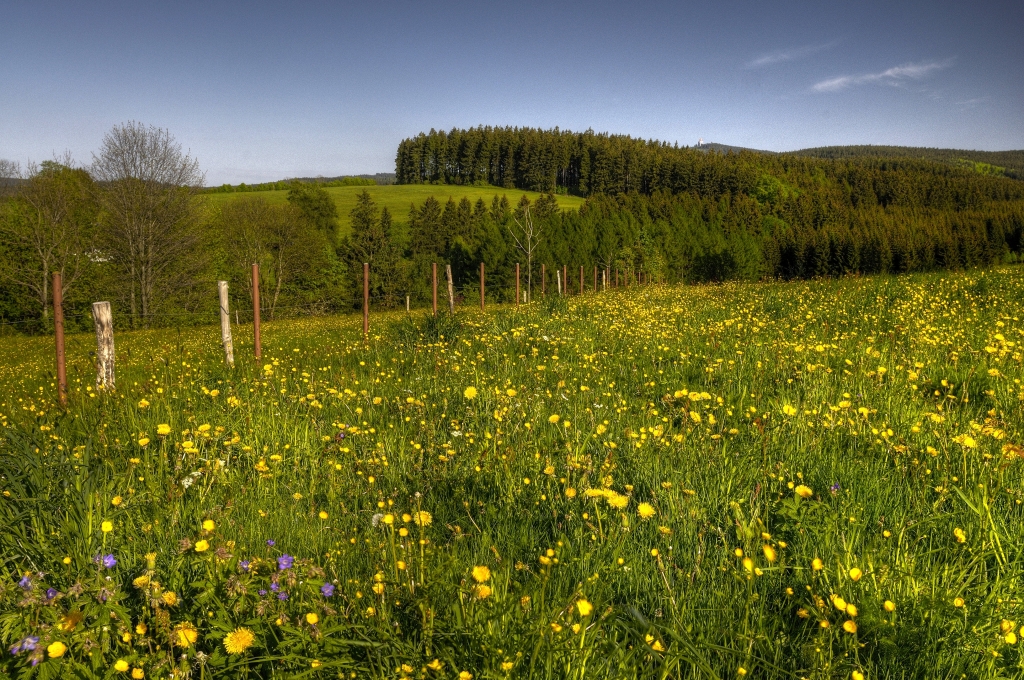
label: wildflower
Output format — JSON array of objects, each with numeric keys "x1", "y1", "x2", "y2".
[
  {"x1": 1008, "y1": 632, "x2": 1019, "y2": 644},
  {"x1": 413, "y1": 511, "x2": 432, "y2": 526},
  {"x1": 427, "y1": 659, "x2": 443, "y2": 670},
  {"x1": 138, "y1": 438, "x2": 150, "y2": 447},
  {"x1": 812, "y1": 558, "x2": 823, "y2": 571},
  {"x1": 132, "y1": 669, "x2": 144, "y2": 679},
  {"x1": 884, "y1": 600, "x2": 896, "y2": 612},
  {"x1": 115, "y1": 659, "x2": 130, "y2": 672},
  {"x1": 742, "y1": 558, "x2": 754, "y2": 572},
  {"x1": 794, "y1": 485, "x2": 813, "y2": 499},
  {"x1": 577, "y1": 599, "x2": 593, "y2": 616},
  {"x1": 102, "y1": 521, "x2": 113, "y2": 533},
  {"x1": 173, "y1": 621, "x2": 198, "y2": 647},
  {"x1": 459, "y1": 672, "x2": 473, "y2": 680},
  {"x1": 135, "y1": 622, "x2": 147, "y2": 634},
  {"x1": 852, "y1": 672, "x2": 865, "y2": 680},
  {"x1": 222, "y1": 626, "x2": 254, "y2": 655},
  {"x1": 565, "y1": 488, "x2": 577, "y2": 498},
  {"x1": 783, "y1": 404, "x2": 797, "y2": 416},
  {"x1": 202, "y1": 520, "x2": 215, "y2": 531},
  {"x1": 763, "y1": 545, "x2": 777, "y2": 562},
  {"x1": 474, "y1": 584, "x2": 492, "y2": 598},
  {"x1": 277, "y1": 554, "x2": 294, "y2": 570},
  {"x1": 607, "y1": 493, "x2": 628, "y2": 509},
  {"x1": 47, "y1": 641, "x2": 67, "y2": 658},
  {"x1": 954, "y1": 527, "x2": 966, "y2": 543},
  {"x1": 319, "y1": 511, "x2": 328, "y2": 519},
  {"x1": 843, "y1": 620, "x2": 858, "y2": 634},
  {"x1": 321, "y1": 583, "x2": 335, "y2": 597},
  {"x1": 138, "y1": 399, "x2": 149, "y2": 408},
  {"x1": 645, "y1": 633, "x2": 665, "y2": 652},
  {"x1": 157, "y1": 424, "x2": 171, "y2": 436},
  {"x1": 832, "y1": 595, "x2": 847, "y2": 610},
  {"x1": 463, "y1": 386, "x2": 478, "y2": 399},
  {"x1": 305, "y1": 612, "x2": 319, "y2": 625},
  {"x1": 112, "y1": 496, "x2": 123, "y2": 506},
  {"x1": 472, "y1": 565, "x2": 491, "y2": 583},
  {"x1": 738, "y1": 669, "x2": 748, "y2": 677},
  {"x1": 101, "y1": 554, "x2": 117, "y2": 569},
  {"x1": 266, "y1": 539, "x2": 276, "y2": 546},
  {"x1": 953, "y1": 597, "x2": 965, "y2": 608},
  {"x1": 849, "y1": 567, "x2": 862, "y2": 581},
  {"x1": 18, "y1": 575, "x2": 31, "y2": 589},
  {"x1": 637, "y1": 502, "x2": 656, "y2": 519},
  {"x1": 548, "y1": 414, "x2": 560, "y2": 423},
  {"x1": 161, "y1": 591, "x2": 178, "y2": 606}
]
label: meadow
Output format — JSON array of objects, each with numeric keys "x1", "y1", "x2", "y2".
[
  {"x1": 1, "y1": 267, "x2": 1023, "y2": 679},
  {"x1": 202, "y1": 185, "x2": 585, "y2": 235}
]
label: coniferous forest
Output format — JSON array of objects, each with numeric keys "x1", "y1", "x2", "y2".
[{"x1": 395, "y1": 126, "x2": 1024, "y2": 284}]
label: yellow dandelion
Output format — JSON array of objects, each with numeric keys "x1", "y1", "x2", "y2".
[
  {"x1": 577, "y1": 599, "x2": 593, "y2": 616},
  {"x1": 794, "y1": 485, "x2": 813, "y2": 499},
  {"x1": 173, "y1": 621, "x2": 198, "y2": 647},
  {"x1": 115, "y1": 659, "x2": 130, "y2": 672},
  {"x1": 413, "y1": 511, "x2": 432, "y2": 526},
  {"x1": 194, "y1": 540, "x2": 209, "y2": 552},
  {"x1": 637, "y1": 502, "x2": 656, "y2": 519},
  {"x1": 463, "y1": 386, "x2": 477, "y2": 399},
  {"x1": 472, "y1": 565, "x2": 491, "y2": 583},
  {"x1": 223, "y1": 627, "x2": 255, "y2": 654},
  {"x1": 305, "y1": 612, "x2": 319, "y2": 625},
  {"x1": 202, "y1": 519, "x2": 215, "y2": 531}
]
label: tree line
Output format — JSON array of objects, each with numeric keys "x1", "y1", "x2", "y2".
[{"x1": 3, "y1": 123, "x2": 1023, "y2": 334}]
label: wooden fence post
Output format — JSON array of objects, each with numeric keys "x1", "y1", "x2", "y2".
[
  {"x1": 52, "y1": 271, "x2": 67, "y2": 406},
  {"x1": 91, "y1": 301, "x2": 115, "y2": 389},
  {"x1": 603, "y1": 269, "x2": 607, "y2": 292},
  {"x1": 556, "y1": 269, "x2": 562, "y2": 296},
  {"x1": 515, "y1": 263, "x2": 520, "y2": 307},
  {"x1": 541, "y1": 264, "x2": 546, "y2": 295},
  {"x1": 432, "y1": 262, "x2": 438, "y2": 317},
  {"x1": 579, "y1": 266, "x2": 583, "y2": 295},
  {"x1": 480, "y1": 262, "x2": 485, "y2": 311},
  {"x1": 593, "y1": 266, "x2": 597, "y2": 293},
  {"x1": 562, "y1": 265, "x2": 567, "y2": 295},
  {"x1": 218, "y1": 281, "x2": 234, "y2": 366},
  {"x1": 445, "y1": 264, "x2": 455, "y2": 314},
  {"x1": 252, "y1": 263, "x2": 262, "y2": 360},
  {"x1": 363, "y1": 263, "x2": 370, "y2": 338}
]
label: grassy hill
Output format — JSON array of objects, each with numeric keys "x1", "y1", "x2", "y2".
[
  {"x1": 789, "y1": 145, "x2": 1024, "y2": 180},
  {"x1": 203, "y1": 184, "x2": 585, "y2": 234}
]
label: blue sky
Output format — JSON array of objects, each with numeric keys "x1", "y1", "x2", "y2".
[{"x1": 2, "y1": 0, "x2": 1021, "y2": 184}]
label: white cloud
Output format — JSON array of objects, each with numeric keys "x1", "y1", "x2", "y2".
[
  {"x1": 812, "y1": 59, "x2": 953, "y2": 92},
  {"x1": 746, "y1": 42, "x2": 835, "y2": 69}
]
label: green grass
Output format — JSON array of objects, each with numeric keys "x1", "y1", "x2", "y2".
[
  {"x1": 1, "y1": 267, "x2": 1023, "y2": 678},
  {"x1": 203, "y1": 184, "x2": 586, "y2": 232}
]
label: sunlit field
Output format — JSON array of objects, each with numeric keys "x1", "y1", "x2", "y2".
[{"x1": 2, "y1": 267, "x2": 1023, "y2": 679}]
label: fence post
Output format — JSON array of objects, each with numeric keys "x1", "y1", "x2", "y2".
[
  {"x1": 445, "y1": 264, "x2": 455, "y2": 314},
  {"x1": 556, "y1": 269, "x2": 562, "y2": 296},
  {"x1": 363, "y1": 263, "x2": 370, "y2": 337},
  {"x1": 603, "y1": 269, "x2": 607, "y2": 292},
  {"x1": 515, "y1": 263, "x2": 520, "y2": 307},
  {"x1": 52, "y1": 271, "x2": 67, "y2": 406},
  {"x1": 579, "y1": 266, "x2": 583, "y2": 295},
  {"x1": 406, "y1": 295, "x2": 410, "y2": 312},
  {"x1": 541, "y1": 264, "x2": 546, "y2": 295},
  {"x1": 593, "y1": 266, "x2": 597, "y2": 293},
  {"x1": 218, "y1": 281, "x2": 234, "y2": 366},
  {"x1": 252, "y1": 263, "x2": 262, "y2": 360},
  {"x1": 91, "y1": 301, "x2": 115, "y2": 389},
  {"x1": 480, "y1": 262, "x2": 485, "y2": 311},
  {"x1": 432, "y1": 262, "x2": 438, "y2": 317},
  {"x1": 562, "y1": 265, "x2": 567, "y2": 295}
]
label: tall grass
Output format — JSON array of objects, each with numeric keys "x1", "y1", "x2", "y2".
[{"x1": 1, "y1": 267, "x2": 1022, "y2": 678}]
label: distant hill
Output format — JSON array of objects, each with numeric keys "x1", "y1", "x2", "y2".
[
  {"x1": 694, "y1": 141, "x2": 1024, "y2": 181},
  {"x1": 287, "y1": 173, "x2": 396, "y2": 185},
  {"x1": 789, "y1": 145, "x2": 1024, "y2": 181}
]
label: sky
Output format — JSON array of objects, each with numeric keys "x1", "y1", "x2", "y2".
[{"x1": 2, "y1": 0, "x2": 1022, "y2": 185}]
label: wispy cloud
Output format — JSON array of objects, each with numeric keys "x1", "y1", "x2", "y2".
[
  {"x1": 746, "y1": 42, "x2": 836, "y2": 69},
  {"x1": 812, "y1": 59, "x2": 953, "y2": 92}
]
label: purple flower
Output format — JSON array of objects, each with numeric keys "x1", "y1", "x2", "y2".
[
  {"x1": 18, "y1": 575, "x2": 31, "y2": 590},
  {"x1": 270, "y1": 582, "x2": 280, "y2": 592},
  {"x1": 320, "y1": 583, "x2": 335, "y2": 597},
  {"x1": 45, "y1": 588, "x2": 58, "y2": 600},
  {"x1": 277, "y1": 592, "x2": 288, "y2": 601},
  {"x1": 102, "y1": 554, "x2": 117, "y2": 569},
  {"x1": 277, "y1": 554, "x2": 293, "y2": 570},
  {"x1": 266, "y1": 539, "x2": 276, "y2": 547},
  {"x1": 830, "y1": 482, "x2": 841, "y2": 495},
  {"x1": 9, "y1": 636, "x2": 39, "y2": 655},
  {"x1": 335, "y1": 431, "x2": 345, "y2": 440},
  {"x1": 239, "y1": 560, "x2": 251, "y2": 572},
  {"x1": 258, "y1": 589, "x2": 267, "y2": 596}
]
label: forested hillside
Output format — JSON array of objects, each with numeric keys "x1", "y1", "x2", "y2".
[
  {"x1": 394, "y1": 126, "x2": 1024, "y2": 284},
  {"x1": 790, "y1": 145, "x2": 1024, "y2": 180}
]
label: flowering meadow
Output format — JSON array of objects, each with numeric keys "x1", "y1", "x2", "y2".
[{"x1": 1, "y1": 267, "x2": 1023, "y2": 679}]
